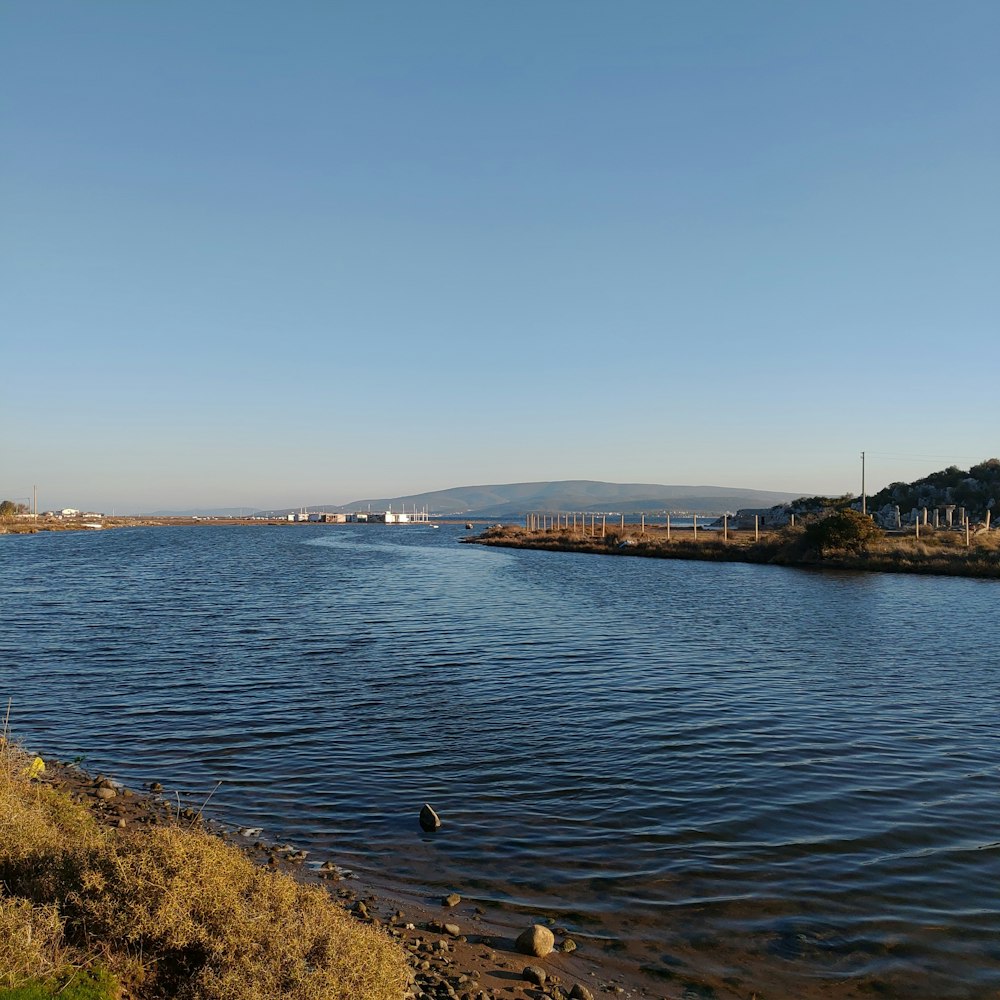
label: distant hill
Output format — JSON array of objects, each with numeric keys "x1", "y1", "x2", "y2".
[{"x1": 255, "y1": 480, "x2": 804, "y2": 519}]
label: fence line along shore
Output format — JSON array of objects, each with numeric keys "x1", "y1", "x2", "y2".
[
  {"x1": 524, "y1": 510, "x2": 761, "y2": 542},
  {"x1": 472, "y1": 511, "x2": 1000, "y2": 579}
]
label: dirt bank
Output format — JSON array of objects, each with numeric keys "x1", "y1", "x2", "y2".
[{"x1": 465, "y1": 523, "x2": 1000, "y2": 579}]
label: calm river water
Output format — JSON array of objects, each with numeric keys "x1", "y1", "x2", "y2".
[{"x1": 2, "y1": 525, "x2": 999, "y2": 998}]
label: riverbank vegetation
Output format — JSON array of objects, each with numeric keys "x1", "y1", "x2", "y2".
[
  {"x1": 468, "y1": 514, "x2": 1000, "y2": 579},
  {"x1": 0, "y1": 740, "x2": 408, "y2": 1000}
]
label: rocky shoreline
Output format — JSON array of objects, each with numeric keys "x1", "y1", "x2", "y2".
[{"x1": 35, "y1": 757, "x2": 647, "y2": 1000}]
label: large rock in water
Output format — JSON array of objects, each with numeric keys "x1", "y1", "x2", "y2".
[
  {"x1": 419, "y1": 803, "x2": 441, "y2": 831},
  {"x1": 515, "y1": 924, "x2": 555, "y2": 957}
]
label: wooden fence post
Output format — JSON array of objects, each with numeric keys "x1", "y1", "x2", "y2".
[{"x1": 693, "y1": 514, "x2": 698, "y2": 538}]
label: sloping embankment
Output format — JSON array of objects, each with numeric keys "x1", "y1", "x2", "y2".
[{"x1": 0, "y1": 740, "x2": 408, "y2": 1000}]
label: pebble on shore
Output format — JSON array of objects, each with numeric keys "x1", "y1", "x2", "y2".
[
  {"x1": 515, "y1": 924, "x2": 555, "y2": 957},
  {"x1": 523, "y1": 964, "x2": 546, "y2": 986}
]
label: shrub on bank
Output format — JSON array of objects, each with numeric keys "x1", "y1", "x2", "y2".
[
  {"x1": 802, "y1": 509, "x2": 883, "y2": 556},
  {"x1": 0, "y1": 741, "x2": 407, "y2": 1000}
]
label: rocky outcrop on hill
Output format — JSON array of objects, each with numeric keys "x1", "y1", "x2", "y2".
[
  {"x1": 868, "y1": 460, "x2": 1000, "y2": 525},
  {"x1": 736, "y1": 459, "x2": 1000, "y2": 531}
]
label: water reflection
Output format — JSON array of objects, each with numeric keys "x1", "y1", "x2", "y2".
[{"x1": 2, "y1": 525, "x2": 999, "y2": 997}]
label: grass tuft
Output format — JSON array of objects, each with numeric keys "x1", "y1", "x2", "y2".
[
  {"x1": 0, "y1": 739, "x2": 407, "y2": 1000},
  {"x1": 0, "y1": 967, "x2": 120, "y2": 1000}
]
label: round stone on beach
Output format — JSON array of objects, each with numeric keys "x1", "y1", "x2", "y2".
[
  {"x1": 419, "y1": 803, "x2": 441, "y2": 831},
  {"x1": 569, "y1": 985, "x2": 594, "y2": 1000},
  {"x1": 443, "y1": 923, "x2": 461, "y2": 937},
  {"x1": 442, "y1": 892, "x2": 462, "y2": 907},
  {"x1": 522, "y1": 965, "x2": 546, "y2": 986},
  {"x1": 515, "y1": 924, "x2": 555, "y2": 957},
  {"x1": 95, "y1": 786, "x2": 117, "y2": 800},
  {"x1": 560, "y1": 937, "x2": 577, "y2": 953}
]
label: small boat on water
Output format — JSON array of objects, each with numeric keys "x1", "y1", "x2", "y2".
[{"x1": 465, "y1": 522, "x2": 474, "y2": 530}]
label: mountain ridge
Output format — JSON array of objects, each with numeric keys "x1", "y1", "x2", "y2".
[{"x1": 254, "y1": 480, "x2": 804, "y2": 519}]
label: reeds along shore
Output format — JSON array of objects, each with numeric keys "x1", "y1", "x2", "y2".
[{"x1": 467, "y1": 520, "x2": 1000, "y2": 579}]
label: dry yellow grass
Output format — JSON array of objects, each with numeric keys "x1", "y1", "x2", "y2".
[
  {"x1": 0, "y1": 899, "x2": 68, "y2": 989},
  {"x1": 0, "y1": 740, "x2": 408, "y2": 1000},
  {"x1": 470, "y1": 522, "x2": 1000, "y2": 578}
]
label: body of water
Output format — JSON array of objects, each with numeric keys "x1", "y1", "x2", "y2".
[{"x1": 2, "y1": 525, "x2": 998, "y2": 998}]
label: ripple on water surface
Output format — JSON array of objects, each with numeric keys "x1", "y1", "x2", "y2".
[{"x1": 2, "y1": 525, "x2": 1000, "y2": 998}]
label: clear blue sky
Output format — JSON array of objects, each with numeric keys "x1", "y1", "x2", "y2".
[{"x1": 3, "y1": 1, "x2": 997, "y2": 512}]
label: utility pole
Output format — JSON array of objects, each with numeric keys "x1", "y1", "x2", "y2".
[{"x1": 861, "y1": 451, "x2": 866, "y2": 516}]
